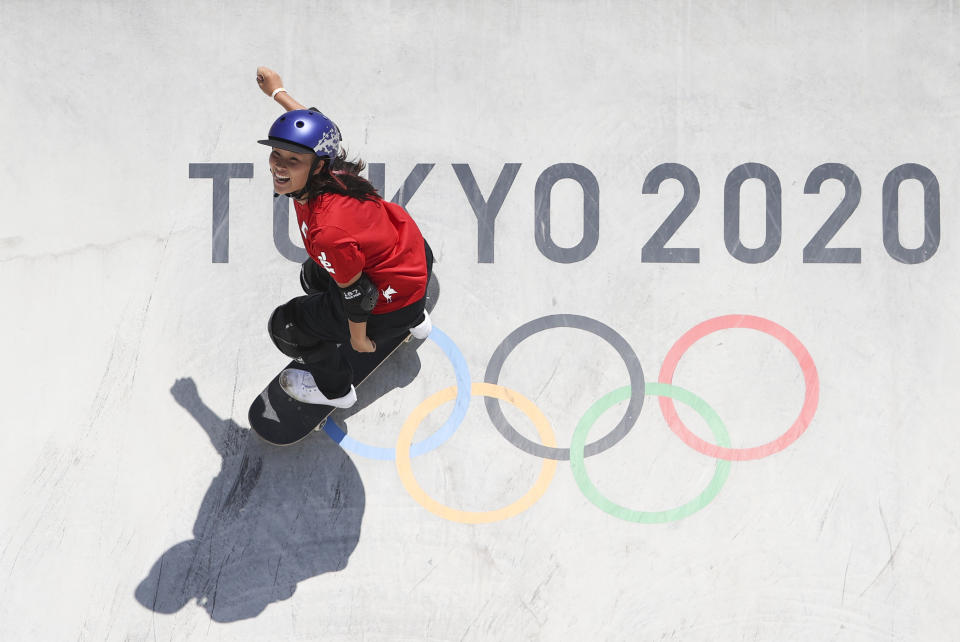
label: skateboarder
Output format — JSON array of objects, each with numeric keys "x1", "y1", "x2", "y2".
[{"x1": 255, "y1": 66, "x2": 433, "y2": 409}]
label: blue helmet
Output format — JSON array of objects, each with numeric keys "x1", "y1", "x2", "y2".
[{"x1": 257, "y1": 109, "x2": 341, "y2": 160}]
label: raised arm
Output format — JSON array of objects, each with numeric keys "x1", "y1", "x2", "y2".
[{"x1": 256, "y1": 66, "x2": 307, "y2": 112}]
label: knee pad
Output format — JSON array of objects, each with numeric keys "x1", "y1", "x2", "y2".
[
  {"x1": 268, "y1": 299, "x2": 340, "y2": 364},
  {"x1": 268, "y1": 303, "x2": 307, "y2": 361}
]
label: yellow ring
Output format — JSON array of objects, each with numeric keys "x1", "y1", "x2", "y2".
[{"x1": 395, "y1": 382, "x2": 558, "y2": 524}]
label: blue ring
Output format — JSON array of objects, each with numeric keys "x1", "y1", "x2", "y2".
[{"x1": 322, "y1": 327, "x2": 470, "y2": 460}]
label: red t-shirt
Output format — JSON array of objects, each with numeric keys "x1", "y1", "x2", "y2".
[{"x1": 293, "y1": 193, "x2": 428, "y2": 314}]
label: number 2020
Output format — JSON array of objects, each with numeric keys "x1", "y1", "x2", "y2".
[{"x1": 642, "y1": 162, "x2": 940, "y2": 264}]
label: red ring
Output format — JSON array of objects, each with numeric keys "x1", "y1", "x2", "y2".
[{"x1": 658, "y1": 315, "x2": 819, "y2": 461}]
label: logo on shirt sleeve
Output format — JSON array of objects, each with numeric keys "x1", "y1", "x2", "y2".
[
  {"x1": 317, "y1": 252, "x2": 335, "y2": 274},
  {"x1": 382, "y1": 286, "x2": 397, "y2": 302}
]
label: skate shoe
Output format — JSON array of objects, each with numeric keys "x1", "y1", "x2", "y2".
[
  {"x1": 279, "y1": 369, "x2": 357, "y2": 408},
  {"x1": 410, "y1": 309, "x2": 432, "y2": 340}
]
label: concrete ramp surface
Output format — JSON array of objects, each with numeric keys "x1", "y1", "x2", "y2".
[{"x1": 1, "y1": 1, "x2": 958, "y2": 640}]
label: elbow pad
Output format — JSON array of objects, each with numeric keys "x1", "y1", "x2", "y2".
[{"x1": 340, "y1": 274, "x2": 378, "y2": 321}]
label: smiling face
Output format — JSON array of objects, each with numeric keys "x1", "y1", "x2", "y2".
[{"x1": 269, "y1": 148, "x2": 324, "y2": 196}]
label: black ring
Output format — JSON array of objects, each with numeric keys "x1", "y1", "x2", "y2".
[{"x1": 483, "y1": 314, "x2": 645, "y2": 460}]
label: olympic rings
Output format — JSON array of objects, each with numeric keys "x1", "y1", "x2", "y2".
[
  {"x1": 322, "y1": 327, "x2": 471, "y2": 461},
  {"x1": 657, "y1": 315, "x2": 820, "y2": 461},
  {"x1": 570, "y1": 384, "x2": 732, "y2": 523},
  {"x1": 395, "y1": 383, "x2": 559, "y2": 524},
  {"x1": 329, "y1": 313, "x2": 818, "y2": 524},
  {"x1": 483, "y1": 314, "x2": 645, "y2": 460}
]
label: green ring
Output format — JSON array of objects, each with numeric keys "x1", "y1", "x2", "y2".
[{"x1": 570, "y1": 383, "x2": 732, "y2": 523}]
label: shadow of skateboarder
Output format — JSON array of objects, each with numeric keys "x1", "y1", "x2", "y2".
[
  {"x1": 136, "y1": 274, "x2": 439, "y2": 620},
  {"x1": 135, "y1": 378, "x2": 365, "y2": 622}
]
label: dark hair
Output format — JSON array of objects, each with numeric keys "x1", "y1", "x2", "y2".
[{"x1": 301, "y1": 148, "x2": 380, "y2": 202}]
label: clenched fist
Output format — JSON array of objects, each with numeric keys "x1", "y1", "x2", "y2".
[{"x1": 256, "y1": 66, "x2": 284, "y2": 97}]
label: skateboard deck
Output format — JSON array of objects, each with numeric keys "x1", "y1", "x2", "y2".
[{"x1": 249, "y1": 333, "x2": 411, "y2": 446}]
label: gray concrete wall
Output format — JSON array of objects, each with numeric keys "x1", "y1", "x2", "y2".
[{"x1": 1, "y1": 1, "x2": 959, "y2": 639}]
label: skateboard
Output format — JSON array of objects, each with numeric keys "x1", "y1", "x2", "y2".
[{"x1": 248, "y1": 333, "x2": 412, "y2": 446}]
